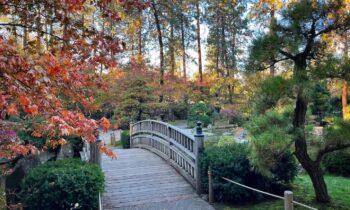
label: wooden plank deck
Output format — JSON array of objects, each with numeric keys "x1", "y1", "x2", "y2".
[{"x1": 102, "y1": 148, "x2": 214, "y2": 210}]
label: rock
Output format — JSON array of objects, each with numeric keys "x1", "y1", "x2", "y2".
[
  {"x1": 5, "y1": 152, "x2": 55, "y2": 206},
  {"x1": 200, "y1": 194, "x2": 209, "y2": 201},
  {"x1": 5, "y1": 155, "x2": 40, "y2": 205},
  {"x1": 56, "y1": 142, "x2": 74, "y2": 160},
  {"x1": 312, "y1": 126, "x2": 323, "y2": 137}
]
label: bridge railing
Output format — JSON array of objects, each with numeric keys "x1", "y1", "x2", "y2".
[{"x1": 130, "y1": 120, "x2": 204, "y2": 194}]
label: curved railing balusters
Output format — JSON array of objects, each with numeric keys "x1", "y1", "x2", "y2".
[{"x1": 130, "y1": 120, "x2": 204, "y2": 194}]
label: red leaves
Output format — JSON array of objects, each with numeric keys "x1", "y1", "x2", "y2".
[
  {"x1": 100, "y1": 143, "x2": 117, "y2": 159},
  {"x1": 7, "y1": 103, "x2": 18, "y2": 116},
  {"x1": 99, "y1": 117, "x2": 111, "y2": 132},
  {"x1": 65, "y1": 0, "x2": 85, "y2": 11},
  {"x1": 0, "y1": 143, "x2": 39, "y2": 160},
  {"x1": 19, "y1": 95, "x2": 30, "y2": 106},
  {"x1": 47, "y1": 66, "x2": 62, "y2": 75}
]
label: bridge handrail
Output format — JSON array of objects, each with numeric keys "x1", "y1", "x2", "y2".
[
  {"x1": 130, "y1": 120, "x2": 204, "y2": 194},
  {"x1": 132, "y1": 119, "x2": 195, "y2": 140}
]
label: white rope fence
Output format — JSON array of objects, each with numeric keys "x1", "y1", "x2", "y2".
[{"x1": 221, "y1": 177, "x2": 318, "y2": 210}]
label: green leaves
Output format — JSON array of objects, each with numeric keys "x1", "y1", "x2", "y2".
[
  {"x1": 324, "y1": 119, "x2": 350, "y2": 148},
  {"x1": 20, "y1": 159, "x2": 105, "y2": 210},
  {"x1": 246, "y1": 34, "x2": 280, "y2": 72},
  {"x1": 251, "y1": 76, "x2": 293, "y2": 114},
  {"x1": 245, "y1": 110, "x2": 294, "y2": 177}
]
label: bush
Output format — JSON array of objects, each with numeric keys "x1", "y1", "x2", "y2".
[
  {"x1": 187, "y1": 102, "x2": 211, "y2": 128},
  {"x1": 173, "y1": 102, "x2": 188, "y2": 120},
  {"x1": 323, "y1": 150, "x2": 350, "y2": 177},
  {"x1": 20, "y1": 159, "x2": 104, "y2": 210},
  {"x1": 245, "y1": 110, "x2": 297, "y2": 178},
  {"x1": 121, "y1": 130, "x2": 130, "y2": 149},
  {"x1": 217, "y1": 136, "x2": 235, "y2": 147},
  {"x1": 200, "y1": 144, "x2": 295, "y2": 203}
]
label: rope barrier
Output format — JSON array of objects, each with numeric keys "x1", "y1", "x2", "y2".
[
  {"x1": 221, "y1": 177, "x2": 284, "y2": 200},
  {"x1": 221, "y1": 177, "x2": 318, "y2": 210}
]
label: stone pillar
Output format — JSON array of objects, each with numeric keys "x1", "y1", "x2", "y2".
[{"x1": 194, "y1": 121, "x2": 204, "y2": 195}]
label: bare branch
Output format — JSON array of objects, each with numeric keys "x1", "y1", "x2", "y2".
[
  {"x1": 316, "y1": 143, "x2": 350, "y2": 162},
  {"x1": 279, "y1": 49, "x2": 295, "y2": 60},
  {"x1": 0, "y1": 23, "x2": 66, "y2": 41}
]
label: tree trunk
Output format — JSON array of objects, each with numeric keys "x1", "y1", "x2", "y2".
[
  {"x1": 343, "y1": 80, "x2": 348, "y2": 120},
  {"x1": 215, "y1": 7, "x2": 220, "y2": 76},
  {"x1": 63, "y1": 8, "x2": 69, "y2": 49},
  {"x1": 308, "y1": 164, "x2": 330, "y2": 202},
  {"x1": 45, "y1": 11, "x2": 49, "y2": 51},
  {"x1": 138, "y1": 15, "x2": 142, "y2": 56},
  {"x1": 180, "y1": 12, "x2": 187, "y2": 80},
  {"x1": 269, "y1": 9, "x2": 276, "y2": 76},
  {"x1": 36, "y1": 3, "x2": 42, "y2": 51},
  {"x1": 23, "y1": 6, "x2": 28, "y2": 50},
  {"x1": 195, "y1": 0, "x2": 203, "y2": 82},
  {"x1": 151, "y1": 1, "x2": 164, "y2": 102},
  {"x1": 293, "y1": 58, "x2": 330, "y2": 202},
  {"x1": 343, "y1": 31, "x2": 348, "y2": 120},
  {"x1": 170, "y1": 22, "x2": 175, "y2": 77}
]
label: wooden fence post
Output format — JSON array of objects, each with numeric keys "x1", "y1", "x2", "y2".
[
  {"x1": 284, "y1": 191, "x2": 294, "y2": 210},
  {"x1": 208, "y1": 166, "x2": 214, "y2": 203},
  {"x1": 129, "y1": 123, "x2": 133, "y2": 148},
  {"x1": 195, "y1": 121, "x2": 204, "y2": 195},
  {"x1": 110, "y1": 133, "x2": 116, "y2": 146},
  {"x1": 90, "y1": 137, "x2": 101, "y2": 167}
]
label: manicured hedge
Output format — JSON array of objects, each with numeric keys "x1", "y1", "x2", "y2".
[
  {"x1": 121, "y1": 130, "x2": 130, "y2": 149},
  {"x1": 323, "y1": 150, "x2": 350, "y2": 177},
  {"x1": 200, "y1": 143, "x2": 296, "y2": 203},
  {"x1": 20, "y1": 159, "x2": 104, "y2": 210}
]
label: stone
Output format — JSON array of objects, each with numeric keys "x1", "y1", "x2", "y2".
[
  {"x1": 5, "y1": 156, "x2": 40, "y2": 205},
  {"x1": 5, "y1": 152, "x2": 55, "y2": 206},
  {"x1": 312, "y1": 126, "x2": 324, "y2": 137},
  {"x1": 56, "y1": 142, "x2": 74, "y2": 160},
  {"x1": 200, "y1": 194, "x2": 209, "y2": 201}
]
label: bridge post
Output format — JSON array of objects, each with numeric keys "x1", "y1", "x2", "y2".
[
  {"x1": 129, "y1": 123, "x2": 133, "y2": 148},
  {"x1": 90, "y1": 130, "x2": 102, "y2": 167},
  {"x1": 194, "y1": 121, "x2": 204, "y2": 195}
]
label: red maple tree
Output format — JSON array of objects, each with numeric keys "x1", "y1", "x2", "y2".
[{"x1": 0, "y1": 0, "x2": 149, "y2": 166}]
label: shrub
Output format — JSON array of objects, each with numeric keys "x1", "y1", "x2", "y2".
[
  {"x1": 173, "y1": 102, "x2": 188, "y2": 120},
  {"x1": 200, "y1": 144, "x2": 295, "y2": 203},
  {"x1": 187, "y1": 102, "x2": 211, "y2": 128},
  {"x1": 220, "y1": 104, "x2": 244, "y2": 126},
  {"x1": 323, "y1": 149, "x2": 350, "y2": 177},
  {"x1": 251, "y1": 76, "x2": 292, "y2": 115},
  {"x1": 217, "y1": 136, "x2": 235, "y2": 147},
  {"x1": 245, "y1": 111, "x2": 297, "y2": 178},
  {"x1": 20, "y1": 159, "x2": 104, "y2": 210},
  {"x1": 121, "y1": 130, "x2": 130, "y2": 149}
]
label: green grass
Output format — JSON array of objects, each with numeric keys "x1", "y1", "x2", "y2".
[
  {"x1": 110, "y1": 140, "x2": 122, "y2": 147},
  {"x1": 214, "y1": 175, "x2": 350, "y2": 210}
]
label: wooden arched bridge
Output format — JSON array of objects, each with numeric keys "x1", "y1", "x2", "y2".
[{"x1": 101, "y1": 120, "x2": 214, "y2": 210}]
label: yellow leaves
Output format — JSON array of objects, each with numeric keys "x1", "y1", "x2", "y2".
[
  {"x1": 58, "y1": 138, "x2": 67, "y2": 145},
  {"x1": 0, "y1": 16, "x2": 9, "y2": 22},
  {"x1": 345, "y1": 106, "x2": 350, "y2": 121},
  {"x1": 45, "y1": 138, "x2": 67, "y2": 149}
]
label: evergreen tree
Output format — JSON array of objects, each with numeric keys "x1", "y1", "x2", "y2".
[{"x1": 247, "y1": 0, "x2": 350, "y2": 202}]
